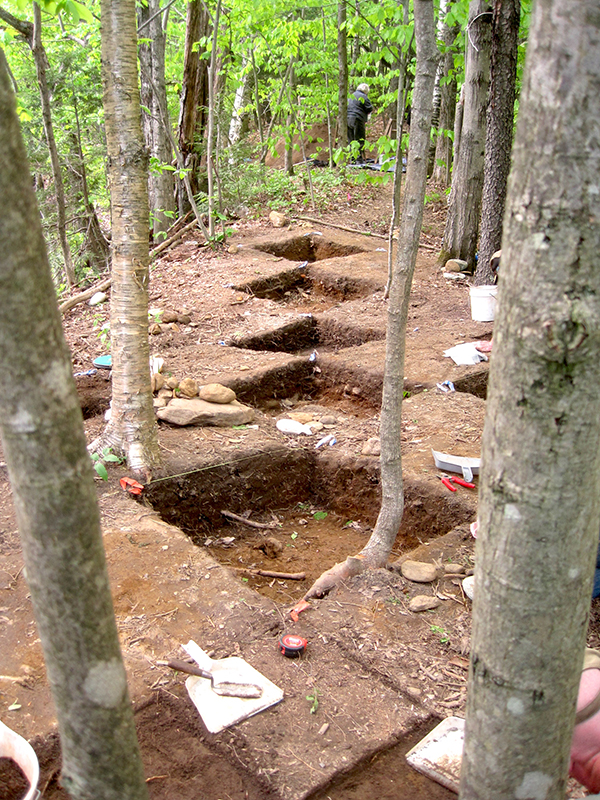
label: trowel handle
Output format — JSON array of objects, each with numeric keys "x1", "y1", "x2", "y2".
[{"x1": 158, "y1": 659, "x2": 212, "y2": 679}]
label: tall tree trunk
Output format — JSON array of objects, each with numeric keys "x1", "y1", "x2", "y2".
[
  {"x1": 440, "y1": 0, "x2": 491, "y2": 270},
  {"x1": 228, "y1": 57, "x2": 251, "y2": 148},
  {"x1": 337, "y1": 0, "x2": 348, "y2": 149},
  {"x1": 360, "y1": 0, "x2": 438, "y2": 567},
  {"x1": 461, "y1": 1, "x2": 600, "y2": 796},
  {"x1": 475, "y1": 0, "x2": 520, "y2": 284},
  {"x1": 177, "y1": 0, "x2": 209, "y2": 215},
  {"x1": 99, "y1": 0, "x2": 160, "y2": 479},
  {"x1": 0, "y1": 48, "x2": 148, "y2": 800},
  {"x1": 206, "y1": 0, "x2": 222, "y2": 239},
  {"x1": 432, "y1": 7, "x2": 459, "y2": 186},
  {"x1": 138, "y1": 0, "x2": 176, "y2": 240},
  {"x1": 32, "y1": 3, "x2": 75, "y2": 286}
]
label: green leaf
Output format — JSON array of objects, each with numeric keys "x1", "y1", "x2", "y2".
[
  {"x1": 291, "y1": 532, "x2": 298, "y2": 540},
  {"x1": 94, "y1": 462, "x2": 108, "y2": 481},
  {"x1": 102, "y1": 454, "x2": 121, "y2": 463},
  {"x1": 313, "y1": 511, "x2": 328, "y2": 520}
]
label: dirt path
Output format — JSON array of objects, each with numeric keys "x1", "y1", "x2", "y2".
[{"x1": 0, "y1": 189, "x2": 591, "y2": 799}]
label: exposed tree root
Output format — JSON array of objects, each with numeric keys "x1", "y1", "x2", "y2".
[{"x1": 302, "y1": 554, "x2": 366, "y2": 600}]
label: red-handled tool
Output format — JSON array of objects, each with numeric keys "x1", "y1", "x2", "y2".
[
  {"x1": 437, "y1": 475, "x2": 457, "y2": 492},
  {"x1": 448, "y1": 476, "x2": 476, "y2": 489}
]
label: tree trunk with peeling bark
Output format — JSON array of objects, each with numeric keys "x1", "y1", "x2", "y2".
[
  {"x1": 337, "y1": 0, "x2": 348, "y2": 149},
  {"x1": 99, "y1": 0, "x2": 160, "y2": 479},
  {"x1": 461, "y1": 1, "x2": 600, "y2": 796},
  {"x1": 0, "y1": 48, "x2": 148, "y2": 800}
]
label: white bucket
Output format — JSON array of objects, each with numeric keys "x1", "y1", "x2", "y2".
[
  {"x1": 469, "y1": 285, "x2": 498, "y2": 322},
  {"x1": 0, "y1": 719, "x2": 40, "y2": 800}
]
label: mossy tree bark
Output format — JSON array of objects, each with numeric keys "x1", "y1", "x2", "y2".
[
  {"x1": 99, "y1": 0, "x2": 160, "y2": 479},
  {"x1": 0, "y1": 48, "x2": 148, "y2": 800},
  {"x1": 461, "y1": 1, "x2": 600, "y2": 796}
]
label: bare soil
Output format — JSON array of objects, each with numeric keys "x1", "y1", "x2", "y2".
[{"x1": 0, "y1": 177, "x2": 593, "y2": 799}]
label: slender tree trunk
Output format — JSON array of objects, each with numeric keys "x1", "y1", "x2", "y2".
[
  {"x1": 249, "y1": 46, "x2": 264, "y2": 144},
  {"x1": 0, "y1": 48, "x2": 148, "y2": 800},
  {"x1": 32, "y1": 3, "x2": 75, "y2": 286},
  {"x1": 206, "y1": 0, "x2": 222, "y2": 239},
  {"x1": 475, "y1": 0, "x2": 520, "y2": 284},
  {"x1": 361, "y1": 0, "x2": 438, "y2": 567},
  {"x1": 461, "y1": 2, "x2": 600, "y2": 797},
  {"x1": 432, "y1": 7, "x2": 459, "y2": 186},
  {"x1": 99, "y1": 0, "x2": 160, "y2": 479},
  {"x1": 228, "y1": 57, "x2": 250, "y2": 148},
  {"x1": 441, "y1": 0, "x2": 491, "y2": 270},
  {"x1": 177, "y1": 0, "x2": 209, "y2": 215},
  {"x1": 337, "y1": 0, "x2": 348, "y2": 149}
]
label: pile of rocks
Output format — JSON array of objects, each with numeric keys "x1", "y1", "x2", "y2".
[{"x1": 153, "y1": 377, "x2": 255, "y2": 427}]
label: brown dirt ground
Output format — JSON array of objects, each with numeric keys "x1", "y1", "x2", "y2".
[{"x1": 0, "y1": 176, "x2": 594, "y2": 799}]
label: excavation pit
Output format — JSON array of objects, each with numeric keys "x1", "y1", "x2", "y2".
[
  {"x1": 252, "y1": 234, "x2": 365, "y2": 264},
  {"x1": 143, "y1": 445, "x2": 475, "y2": 603}
]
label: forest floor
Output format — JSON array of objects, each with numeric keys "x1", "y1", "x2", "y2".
[{"x1": 0, "y1": 174, "x2": 596, "y2": 799}]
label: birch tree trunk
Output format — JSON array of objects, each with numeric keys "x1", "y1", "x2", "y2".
[
  {"x1": 0, "y1": 48, "x2": 148, "y2": 800},
  {"x1": 475, "y1": 0, "x2": 520, "y2": 284},
  {"x1": 461, "y1": 1, "x2": 600, "y2": 796},
  {"x1": 440, "y1": 0, "x2": 491, "y2": 270},
  {"x1": 432, "y1": 7, "x2": 459, "y2": 186},
  {"x1": 99, "y1": 0, "x2": 160, "y2": 479},
  {"x1": 360, "y1": 0, "x2": 438, "y2": 567}
]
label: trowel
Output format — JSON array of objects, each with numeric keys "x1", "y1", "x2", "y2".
[{"x1": 158, "y1": 658, "x2": 263, "y2": 699}]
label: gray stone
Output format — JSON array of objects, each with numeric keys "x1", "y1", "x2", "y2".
[
  {"x1": 409, "y1": 595, "x2": 441, "y2": 613},
  {"x1": 401, "y1": 560, "x2": 438, "y2": 583},
  {"x1": 178, "y1": 377, "x2": 199, "y2": 398},
  {"x1": 166, "y1": 377, "x2": 179, "y2": 390},
  {"x1": 444, "y1": 258, "x2": 469, "y2": 273},
  {"x1": 88, "y1": 291, "x2": 107, "y2": 306},
  {"x1": 444, "y1": 563, "x2": 465, "y2": 575},
  {"x1": 362, "y1": 437, "x2": 381, "y2": 456},
  {"x1": 157, "y1": 398, "x2": 254, "y2": 427},
  {"x1": 319, "y1": 415, "x2": 337, "y2": 426},
  {"x1": 199, "y1": 383, "x2": 236, "y2": 404}
]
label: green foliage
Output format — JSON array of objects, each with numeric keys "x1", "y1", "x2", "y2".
[
  {"x1": 90, "y1": 447, "x2": 124, "y2": 481},
  {"x1": 312, "y1": 511, "x2": 328, "y2": 521},
  {"x1": 430, "y1": 625, "x2": 450, "y2": 644},
  {"x1": 306, "y1": 688, "x2": 319, "y2": 714}
]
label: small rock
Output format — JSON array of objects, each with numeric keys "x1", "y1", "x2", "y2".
[
  {"x1": 257, "y1": 537, "x2": 284, "y2": 559},
  {"x1": 178, "y1": 313, "x2": 192, "y2": 325},
  {"x1": 228, "y1": 244, "x2": 241, "y2": 254},
  {"x1": 351, "y1": 386, "x2": 361, "y2": 396},
  {"x1": 362, "y1": 437, "x2": 381, "y2": 457},
  {"x1": 149, "y1": 323, "x2": 162, "y2": 335},
  {"x1": 166, "y1": 377, "x2": 180, "y2": 390},
  {"x1": 153, "y1": 397, "x2": 168, "y2": 408},
  {"x1": 199, "y1": 383, "x2": 236, "y2": 404},
  {"x1": 157, "y1": 388, "x2": 173, "y2": 400},
  {"x1": 401, "y1": 560, "x2": 438, "y2": 583},
  {"x1": 409, "y1": 595, "x2": 441, "y2": 612},
  {"x1": 88, "y1": 291, "x2": 107, "y2": 306},
  {"x1": 463, "y1": 575, "x2": 475, "y2": 600},
  {"x1": 318, "y1": 723, "x2": 330, "y2": 736},
  {"x1": 151, "y1": 373, "x2": 165, "y2": 393},
  {"x1": 309, "y1": 421, "x2": 324, "y2": 432},
  {"x1": 162, "y1": 310, "x2": 179, "y2": 324},
  {"x1": 320, "y1": 415, "x2": 337, "y2": 425},
  {"x1": 406, "y1": 686, "x2": 422, "y2": 699},
  {"x1": 269, "y1": 210, "x2": 289, "y2": 228},
  {"x1": 289, "y1": 412, "x2": 314, "y2": 424},
  {"x1": 178, "y1": 377, "x2": 198, "y2": 398},
  {"x1": 444, "y1": 258, "x2": 469, "y2": 273},
  {"x1": 444, "y1": 563, "x2": 465, "y2": 575}
]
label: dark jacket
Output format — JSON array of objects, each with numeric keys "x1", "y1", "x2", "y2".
[{"x1": 347, "y1": 90, "x2": 373, "y2": 125}]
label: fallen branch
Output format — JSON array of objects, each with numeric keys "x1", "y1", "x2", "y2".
[
  {"x1": 234, "y1": 567, "x2": 306, "y2": 581},
  {"x1": 295, "y1": 215, "x2": 386, "y2": 239},
  {"x1": 150, "y1": 219, "x2": 203, "y2": 259},
  {"x1": 59, "y1": 276, "x2": 111, "y2": 314},
  {"x1": 221, "y1": 509, "x2": 277, "y2": 529}
]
